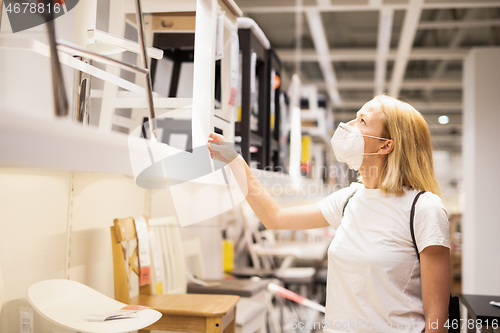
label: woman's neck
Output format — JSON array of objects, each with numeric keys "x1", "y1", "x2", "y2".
[{"x1": 359, "y1": 161, "x2": 382, "y2": 189}]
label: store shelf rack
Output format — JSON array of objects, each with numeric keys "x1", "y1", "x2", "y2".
[{"x1": 235, "y1": 18, "x2": 270, "y2": 169}]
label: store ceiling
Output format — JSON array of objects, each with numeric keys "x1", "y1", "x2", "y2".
[{"x1": 238, "y1": 0, "x2": 500, "y2": 153}]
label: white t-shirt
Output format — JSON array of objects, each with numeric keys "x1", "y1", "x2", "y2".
[{"x1": 317, "y1": 182, "x2": 450, "y2": 333}]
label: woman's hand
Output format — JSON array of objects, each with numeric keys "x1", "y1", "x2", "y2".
[{"x1": 208, "y1": 132, "x2": 239, "y2": 164}]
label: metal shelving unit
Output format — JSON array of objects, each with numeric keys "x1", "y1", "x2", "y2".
[
  {"x1": 266, "y1": 48, "x2": 283, "y2": 171},
  {"x1": 236, "y1": 18, "x2": 270, "y2": 169}
]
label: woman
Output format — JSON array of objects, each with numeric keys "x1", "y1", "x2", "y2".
[{"x1": 208, "y1": 94, "x2": 451, "y2": 332}]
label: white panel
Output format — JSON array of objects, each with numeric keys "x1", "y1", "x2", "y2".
[
  {"x1": 462, "y1": 48, "x2": 500, "y2": 295},
  {"x1": 176, "y1": 63, "x2": 194, "y2": 98},
  {"x1": 153, "y1": 57, "x2": 174, "y2": 96},
  {"x1": 192, "y1": 0, "x2": 217, "y2": 147}
]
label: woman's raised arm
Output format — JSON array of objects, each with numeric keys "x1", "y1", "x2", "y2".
[{"x1": 208, "y1": 132, "x2": 329, "y2": 230}]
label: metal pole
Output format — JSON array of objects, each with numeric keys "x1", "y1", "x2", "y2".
[
  {"x1": 46, "y1": 15, "x2": 69, "y2": 117},
  {"x1": 0, "y1": 1, "x2": 3, "y2": 31},
  {"x1": 295, "y1": 0, "x2": 302, "y2": 78},
  {"x1": 72, "y1": 56, "x2": 92, "y2": 125},
  {"x1": 134, "y1": 0, "x2": 157, "y2": 141}
]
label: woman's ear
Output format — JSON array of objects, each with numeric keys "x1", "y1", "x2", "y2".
[{"x1": 379, "y1": 139, "x2": 394, "y2": 155}]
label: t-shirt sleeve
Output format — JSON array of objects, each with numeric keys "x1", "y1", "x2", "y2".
[
  {"x1": 317, "y1": 183, "x2": 360, "y2": 230},
  {"x1": 413, "y1": 192, "x2": 450, "y2": 252}
]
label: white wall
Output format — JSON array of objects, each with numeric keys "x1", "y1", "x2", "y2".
[
  {"x1": 0, "y1": 169, "x2": 150, "y2": 332},
  {"x1": 462, "y1": 47, "x2": 500, "y2": 295}
]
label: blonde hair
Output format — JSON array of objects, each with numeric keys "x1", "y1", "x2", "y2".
[{"x1": 370, "y1": 94, "x2": 441, "y2": 197}]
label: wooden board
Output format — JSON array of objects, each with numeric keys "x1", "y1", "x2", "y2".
[{"x1": 152, "y1": 12, "x2": 196, "y2": 32}]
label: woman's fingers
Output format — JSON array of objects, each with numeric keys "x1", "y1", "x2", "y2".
[
  {"x1": 208, "y1": 132, "x2": 225, "y2": 144},
  {"x1": 208, "y1": 143, "x2": 220, "y2": 160},
  {"x1": 208, "y1": 132, "x2": 237, "y2": 163}
]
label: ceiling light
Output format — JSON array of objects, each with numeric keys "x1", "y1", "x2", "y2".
[{"x1": 438, "y1": 115, "x2": 449, "y2": 125}]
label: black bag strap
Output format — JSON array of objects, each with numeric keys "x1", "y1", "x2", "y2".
[
  {"x1": 410, "y1": 190, "x2": 426, "y2": 260},
  {"x1": 342, "y1": 189, "x2": 357, "y2": 218},
  {"x1": 409, "y1": 190, "x2": 460, "y2": 333}
]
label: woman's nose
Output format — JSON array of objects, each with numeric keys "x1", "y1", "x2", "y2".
[{"x1": 347, "y1": 119, "x2": 356, "y2": 126}]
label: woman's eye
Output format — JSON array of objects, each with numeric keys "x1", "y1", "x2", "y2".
[{"x1": 361, "y1": 118, "x2": 366, "y2": 124}]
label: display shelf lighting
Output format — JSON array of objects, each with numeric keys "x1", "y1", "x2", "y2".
[{"x1": 438, "y1": 115, "x2": 449, "y2": 124}]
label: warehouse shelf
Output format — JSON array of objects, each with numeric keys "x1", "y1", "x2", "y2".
[
  {"x1": 0, "y1": 111, "x2": 141, "y2": 176},
  {"x1": 0, "y1": 111, "x2": 304, "y2": 187}
]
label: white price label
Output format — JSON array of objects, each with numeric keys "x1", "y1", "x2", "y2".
[
  {"x1": 19, "y1": 307, "x2": 34, "y2": 333},
  {"x1": 134, "y1": 216, "x2": 151, "y2": 286},
  {"x1": 228, "y1": 29, "x2": 240, "y2": 106},
  {"x1": 149, "y1": 230, "x2": 164, "y2": 294}
]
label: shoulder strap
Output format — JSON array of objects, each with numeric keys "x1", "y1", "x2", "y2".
[
  {"x1": 410, "y1": 191, "x2": 426, "y2": 261},
  {"x1": 342, "y1": 189, "x2": 357, "y2": 218},
  {"x1": 410, "y1": 191, "x2": 457, "y2": 318}
]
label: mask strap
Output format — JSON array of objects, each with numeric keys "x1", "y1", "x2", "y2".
[
  {"x1": 362, "y1": 134, "x2": 390, "y2": 141},
  {"x1": 363, "y1": 134, "x2": 390, "y2": 155}
]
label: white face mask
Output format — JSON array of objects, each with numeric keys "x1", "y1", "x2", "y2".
[{"x1": 330, "y1": 122, "x2": 388, "y2": 171}]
